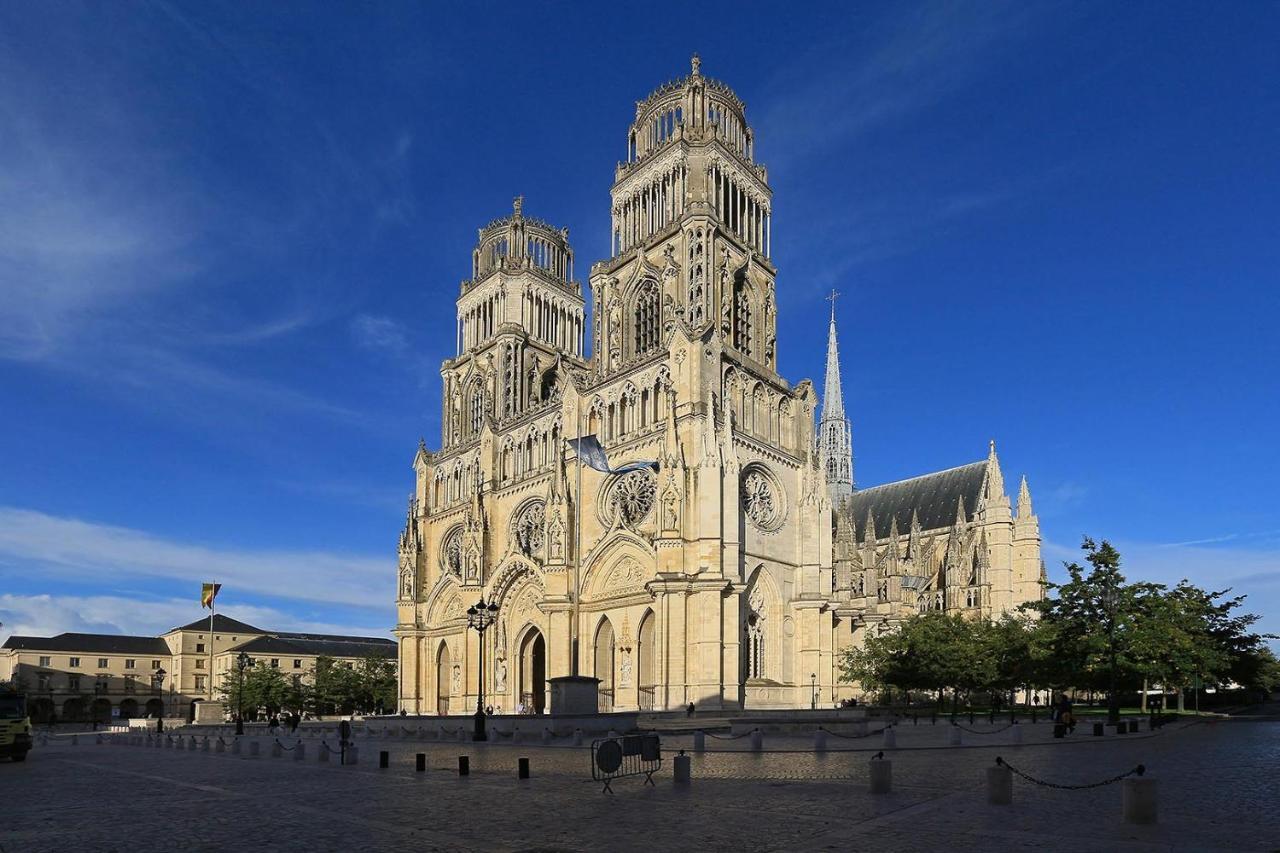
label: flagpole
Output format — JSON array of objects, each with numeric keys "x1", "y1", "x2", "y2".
[
  {"x1": 208, "y1": 597, "x2": 215, "y2": 702},
  {"x1": 572, "y1": 410, "x2": 583, "y2": 677}
]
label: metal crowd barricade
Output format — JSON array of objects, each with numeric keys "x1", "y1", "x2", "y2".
[{"x1": 590, "y1": 733, "x2": 662, "y2": 794}]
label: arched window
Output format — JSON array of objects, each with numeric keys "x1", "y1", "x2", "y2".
[
  {"x1": 633, "y1": 280, "x2": 660, "y2": 356},
  {"x1": 467, "y1": 379, "x2": 485, "y2": 436},
  {"x1": 745, "y1": 570, "x2": 769, "y2": 680},
  {"x1": 733, "y1": 276, "x2": 753, "y2": 356}
]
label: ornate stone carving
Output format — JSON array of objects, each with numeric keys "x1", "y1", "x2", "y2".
[
  {"x1": 606, "y1": 558, "x2": 645, "y2": 591},
  {"x1": 606, "y1": 470, "x2": 656, "y2": 528},
  {"x1": 742, "y1": 467, "x2": 781, "y2": 530},
  {"x1": 619, "y1": 651, "x2": 633, "y2": 687},
  {"x1": 513, "y1": 500, "x2": 546, "y2": 557},
  {"x1": 547, "y1": 511, "x2": 565, "y2": 560},
  {"x1": 442, "y1": 527, "x2": 464, "y2": 576},
  {"x1": 494, "y1": 656, "x2": 507, "y2": 694}
]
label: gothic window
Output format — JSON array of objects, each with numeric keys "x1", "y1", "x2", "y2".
[
  {"x1": 513, "y1": 500, "x2": 546, "y2": 557},
  {"x1": 502, "y1": 344, "x2": 517, "y2": 417},
  {"x1": 602, "y1": 469, "x2": 657, "y2": 528},
  {"x1": 741, "y1": 465, "x2": 784, "y2": 531},
  {"x1": 466, "y1": 379, "x2": 486, "y2": 436},
  {"x1": 745, "y1": 577, "x2": 767, "y2": 680},
  {"x1": 687, "y1": 229, "x2": 705, "y2": 325},
  {"x1": 441, "y1": 527, "x2": 464, "y2": 577},
  {"x1": 733, "y1": 276, "x2": 752, "y2": 356},
  {"x1": 747, "y1": 613, "x2": 764, "y2": 678},
  {"x1": 633, "y1": 280, "x2": 660, "y2": 356}
]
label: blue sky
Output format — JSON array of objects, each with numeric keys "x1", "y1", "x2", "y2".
[{"x1": 1, "y1": 2, "x2": 1277, "y2": 646}]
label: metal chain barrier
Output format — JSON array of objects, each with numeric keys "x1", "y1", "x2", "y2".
[
  {"x1": 952, "y1": 721, "x2": 1016, "y2": 734},
  {"x1": 702, "y1": 730, "x2": 754, "y2": 740},
  {"x1": 820, "y1": 724, "x2": 894, "y2": 740},
  {"x1": 996, "y1": 756, "x2": 1145, "y2": 790},
  {"x1": 273, "y1": 738, "x2": 298, "y2": 752}
]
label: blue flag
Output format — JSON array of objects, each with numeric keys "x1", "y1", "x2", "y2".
[{"x1": 566, "y1": 435, "x2": 658, "y2": 474}]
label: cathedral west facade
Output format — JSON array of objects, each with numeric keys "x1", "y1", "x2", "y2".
[{"x1": 393, "y1": 58, "x2": 1043, "y2": 714}]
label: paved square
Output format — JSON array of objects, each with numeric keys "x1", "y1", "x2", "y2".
[{"x1": 2, "y1": 719, "x2": 1276, "y2": 852}]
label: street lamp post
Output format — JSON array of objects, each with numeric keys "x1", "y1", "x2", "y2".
[
  {"x1": 466, "y1": 597, "x2": 500, "y2": 742},
  {"x1": 235, "y1": 652, "x2": 250, "y2": 736},
  {"x1": 154, "y1": 668, "x2": 166, "y2": 732},
  {"x1": 810, "y1": 673, "x2": 818, "y2": 710},
  {"x1": 1102, "y1": 587, "x2": 1121, "y2": 725}
]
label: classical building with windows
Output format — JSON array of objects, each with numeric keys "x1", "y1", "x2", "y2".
[
  {"x1": 1, "y1": 615, "x2": 394, "y2": 723},
  {"x1": 394, "y1": 57, "x2": 1043, "y2": 714}
]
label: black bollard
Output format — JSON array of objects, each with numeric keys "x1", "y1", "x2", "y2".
[
  {"x1": 415, "y1": 753, "x2": 426, "y2": 772},
  {"x1": 1031, "y1": 709, "x2": 1037, "y2": 724},
  {"x1": 969, "y1": 711, "x2": 975, "y2": 725},
  {"x1": 518, "y1": 757, "x2": 529, "y2": 779},
  {"x1": 931, "y1": 712, "x2": 936, "y2": 725},
  {"x1": 379, "y1": 750, "x2": 389, "y2": 769},
  {"x1": 1093, "y1": 722, "x2": 1104, "y2": 737},
  {"x1": 913, "y1": 714, "x2": 918, "y2": 725},
  {"x1": 458, "y1": 755, "x2": 469, "y2": 776}
]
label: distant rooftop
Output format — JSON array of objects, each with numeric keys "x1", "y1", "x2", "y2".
[{"x1": 2, "y1": 633, "x2": 170, "y2": 655}]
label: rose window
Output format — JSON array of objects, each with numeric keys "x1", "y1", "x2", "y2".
[
  {"x1": 741, "y1": 468, "x2": 782, "y2": 530},
  {"x1": 608, "y1": 470, "x2": 656, "y2": 527},
  {"x1": 514, "y1": 501, "x2": 546, "y2": 556}
]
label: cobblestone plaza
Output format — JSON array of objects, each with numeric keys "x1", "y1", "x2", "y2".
[{"x1": 3, "y1": 718, "x2": 1276, "y2": 852}]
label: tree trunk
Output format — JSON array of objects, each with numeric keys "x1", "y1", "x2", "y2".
[
  {"x1": 1177, "y1": 688, "x2": 1185, "y2": 712},
  {"x1": 1140, "y1": 677, "x2": 1148, "y2": 712}
]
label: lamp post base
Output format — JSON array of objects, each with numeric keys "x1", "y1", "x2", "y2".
[{"x1": 472, "y1": 708, "x2": 487, "y2": 742}]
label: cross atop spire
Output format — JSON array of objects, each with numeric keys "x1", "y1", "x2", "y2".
[{"x1": 826, "y1": 289, "x2": 839, "y2": 324}]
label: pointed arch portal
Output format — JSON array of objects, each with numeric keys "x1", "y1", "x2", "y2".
[
  {"x1": 436, "y1": 643, "x2": 452, "y2": 716},
  {"x1": 519, "y1": 628, "x2": 546, "y2": 714},
  {"x1": 594, "y1": 617, "x2": 616, "y2": 712}
]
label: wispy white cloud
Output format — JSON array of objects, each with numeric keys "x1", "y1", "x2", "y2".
[
  {"x1": 351, "y1": 313, "x2": 410, "y2": 356},
  {"x1": 759, "y1": 2, "x2": 1048, "y2": 167},
  {"x1": 0, "y1": 507, "x2": 391, "y2": 609},
  {"x1": 0, "y1": 593, "x2": 391, "y2": 645},
  {"x1": 1037, "y1": 481, "x2": 1091, "y2": 518}
]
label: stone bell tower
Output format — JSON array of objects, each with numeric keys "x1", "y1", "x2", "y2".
[
  {"x1": 440, "y1": 197, "x2": 586, "y2": 450},
  {"x1": 593, "y1": 54, "x2": 778, "y2": 378}
]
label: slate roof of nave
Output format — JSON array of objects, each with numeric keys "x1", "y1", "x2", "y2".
[{"x1": 846, "y1": 460, "x2": 988, "y2": 540}]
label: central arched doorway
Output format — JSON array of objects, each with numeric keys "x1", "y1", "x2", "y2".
[
  {"x1": 436, "y1": 643, "x2": 452, "y2": 716},
  {"x1": 119, "y1": 698, "x2": 139, "y2": 720},
  {"x1": 519, "y1": 628, "x2": 546, "y2": 714},
  {"x1": 594, "y1": 617, "x2": 616, "y2": 712}
]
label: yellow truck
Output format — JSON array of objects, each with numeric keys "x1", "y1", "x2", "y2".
[{"x1": 0, "y1": 689, "x2": 33, "y2": 762}]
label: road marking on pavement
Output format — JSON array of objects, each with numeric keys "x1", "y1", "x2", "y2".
[{"x1": 51, "y1": 757, "x2": 238, "y2": 795}]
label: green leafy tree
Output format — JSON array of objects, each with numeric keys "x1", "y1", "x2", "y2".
[
  {"x1": 355, "y1": 656, "x2": 397, "y2": 714},
  {"x1": 838, "y1": 612, "x2": 1003, "y2": 708},
  {"x1": 1021, "y1": 537, "x2": 1162, "y2": 721}
]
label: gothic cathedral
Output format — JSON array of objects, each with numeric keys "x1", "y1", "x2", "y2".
[{"x1": 394, "y1": 58, "x2": 1043, "y2": 714}]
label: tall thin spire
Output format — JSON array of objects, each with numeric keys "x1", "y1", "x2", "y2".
[{"x1": 818, "y1": 290, "x2": 853, "y2": 500}]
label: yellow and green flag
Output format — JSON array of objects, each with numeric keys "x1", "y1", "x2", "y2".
[{"x1": 200, "y1": 583, "x2": 222, "y2": 609}]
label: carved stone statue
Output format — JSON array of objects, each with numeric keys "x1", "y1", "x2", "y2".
[
  {"x1": 619, "y1": 652, "x2": 633, "y2": 687},
  {"x1": 451, "y1": 664, "x2": 461, "y2": 696},
  {"x1": 494, "y1": 656, "x2": 507, "y2": 694}
]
